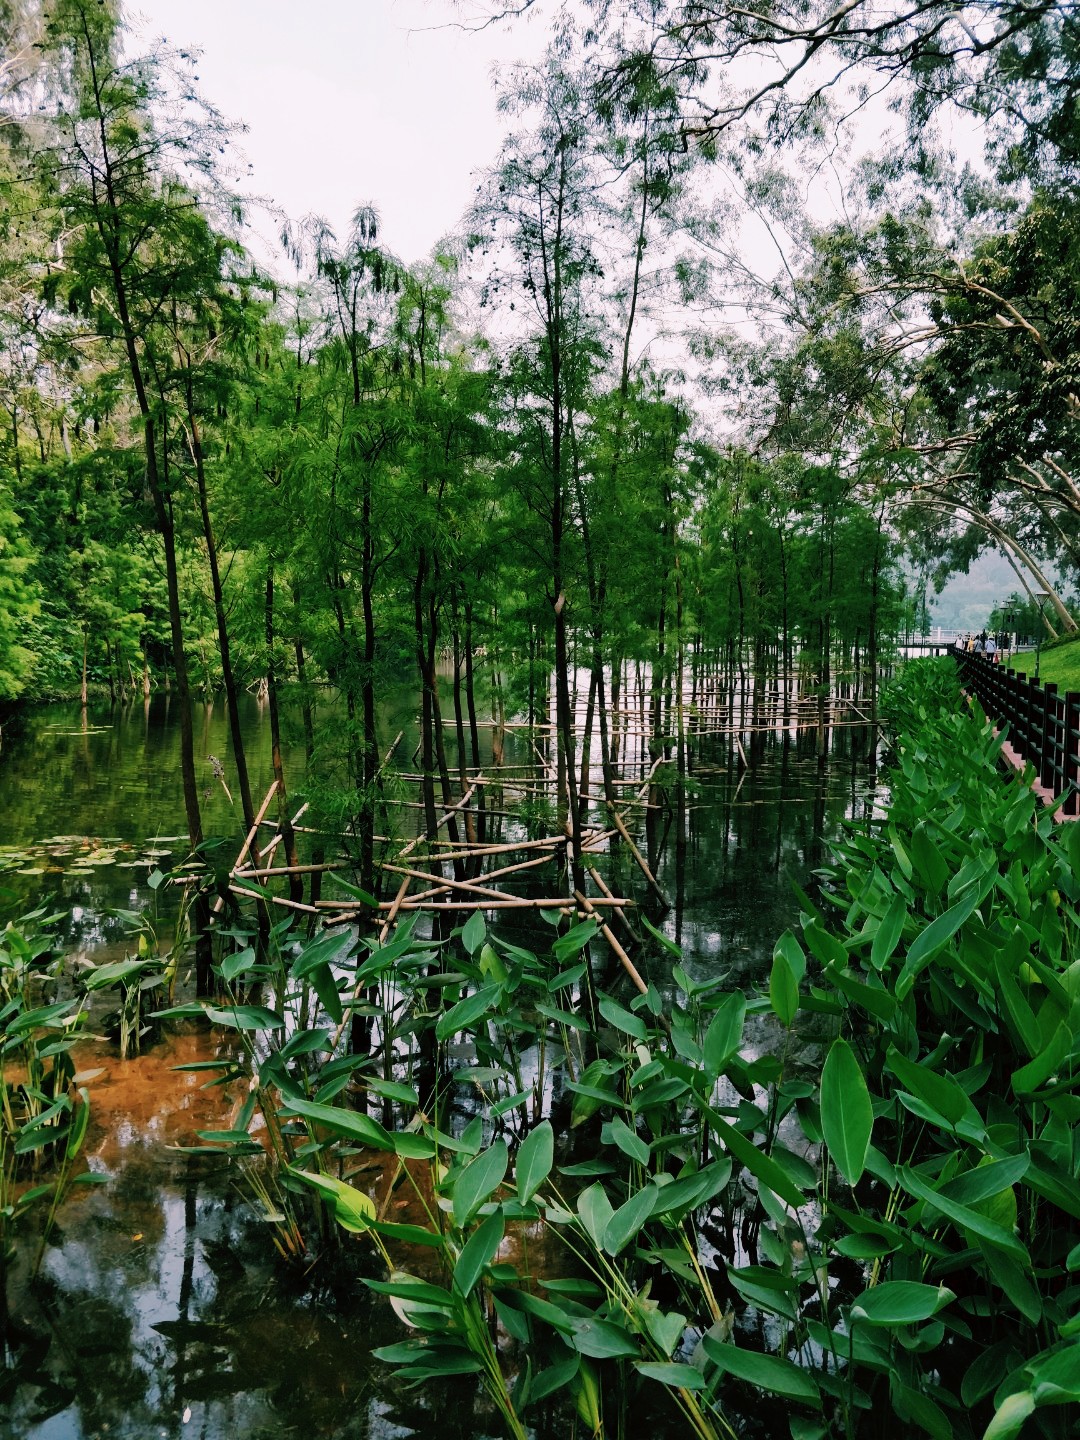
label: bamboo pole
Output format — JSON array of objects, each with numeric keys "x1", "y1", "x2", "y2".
[
  {"x1": 608, "y1": 805, "x2": 671, "y2": 910},
  {"x1": 230, "y1": 883, "x2": 321, "y2": 915},
  {"x1": 573, "y1": 889, "x2": 649, "y2": 996},
  {"x1": 214, "y1": 781, "x2": 279, "y2": 916},
  {"x1": 235, "y1": 860, "x2": 344, "y2": 880},
  {"x1": 398, "y1": 782, "x2": 478, "y2": 859},
  {"x1": 587, "y1": 864, "x2": 641, "y2": 945}
]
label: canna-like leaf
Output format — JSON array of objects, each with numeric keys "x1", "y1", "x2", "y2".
[
  {"x1": 576, "y1": 1182, "x2": 615, "y2": 1251},
  {"x1": 435, "y1": 984, "x2": 502, "y2": 1043},
  {"x1": 870, "y1": 890, "x2": 908, "y2": 970},
  {"x1": 451, "y1": 1140, "x2": 508, "y2": 1227},
  {"x1": 604, "y1": 1184, "x2": 657, "y2": 1255},
  {"x1": 278, "y1": 1097, "x2": 394, "y2": 1150},
  {"x1": 570, "y1": 1316, "x2": 639, "y2": 1360},
  {"x1": 703, "y1": 991, "x2": 746, "y2": 1077},
  {"x1": 634, "y1": 1361, "x2": 706, "y2": 1390},
  {"x1": 849, "y1": 1281, "x2": 954, "y2": 1327},
  {"x1": 453, "y1": 1210, "x2": 504, "y2": 1297},
  {"x1": 515, "y1": 1120, "x2": 553, "y2": 1204},
  {"x1": 701, "y1": 1337, "x2": 820, "y2": 1406},
  {"x1": 897, "y1": 1165, "x2": 1030, "y2": 1265},
  {"x1": 607, "y1": 1115, "x2": 650, "y2": 1166},
  {"x1": 820, "y1": 1038, "x2": 873, "y2": 1187},
  {"x1": 289, "y1": 1168, "x2": 375, "y2": 1234},
  {"x1": 461, "y1": 909, "x2": 486, "y2": 957}
]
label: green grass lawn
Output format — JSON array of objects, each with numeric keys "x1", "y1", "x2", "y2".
[{"x1": 1007, "y1": 632, "x2": 1080, "y2": 692}]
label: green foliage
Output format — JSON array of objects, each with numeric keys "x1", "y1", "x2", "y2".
[
  {"x1": 191, "y1": 654, "x2": 1080, "y2": 1439},
  {"x1": 0, "y1": 895, "x2": 98, "y2": 1269}
]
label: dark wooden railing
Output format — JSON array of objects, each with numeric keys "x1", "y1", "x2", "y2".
[{"x1": 950, "y1": 646, "x2": 1080, "y2": 816}]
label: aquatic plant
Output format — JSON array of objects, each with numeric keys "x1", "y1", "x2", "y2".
[
  {"x1": 0, "y1": 901, "x2": 102, "y2": 1270},
  {"x1": 167, "y1": 659, "x2": 1080, "y2": 1437}
]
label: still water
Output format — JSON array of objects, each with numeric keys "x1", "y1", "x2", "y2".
[{"x1": 0, "y1": 692, "x2": 880, "y2": 1440}]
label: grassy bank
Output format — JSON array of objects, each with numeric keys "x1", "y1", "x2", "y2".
[{"x1": 1009, "y1": 631, "x2": 1080, "y2": 692}]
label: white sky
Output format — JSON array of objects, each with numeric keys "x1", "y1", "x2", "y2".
[{"x1": 129, "y1": 0, "x2": 553, "y2": 266}]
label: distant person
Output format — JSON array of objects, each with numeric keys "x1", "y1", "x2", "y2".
[
  {"x1": 974, "y1": 635, "x2": 985, "y2": 653},
  {"x1": 985, "y1": 635, "x2": 997, "y2": 661}
]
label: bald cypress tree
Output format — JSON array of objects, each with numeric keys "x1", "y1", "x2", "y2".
[{"x1": 34, "y1": 0, "x2": 242, "y2": 985}]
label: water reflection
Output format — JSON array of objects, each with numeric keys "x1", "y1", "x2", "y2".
[{"x1": 1, "y1": 1032, "x2": 507, "y2": 1440}]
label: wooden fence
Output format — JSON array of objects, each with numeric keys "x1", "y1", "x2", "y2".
[{"x1": 950, "y1": 646, "x2": 1080, "y2": 817}]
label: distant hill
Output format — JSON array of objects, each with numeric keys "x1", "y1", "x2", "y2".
[{"x1": 922, "y1": 553, "x2": 1072, "y2": 632}]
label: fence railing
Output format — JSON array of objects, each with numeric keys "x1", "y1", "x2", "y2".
[{"x1": 949, "y1": 645, "x2": 1080, "y2": 816}]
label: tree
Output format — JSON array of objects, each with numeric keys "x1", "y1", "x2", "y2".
[{"x1": 34, "y1": 0, "x2": 243, "y2": 983}]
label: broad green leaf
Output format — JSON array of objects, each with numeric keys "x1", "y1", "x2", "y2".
[
  {"x1": 478, "y1": 942, "x2": 507, "y2": 982},
  {"x1": 607, "y1": 1115, "x2": 650, "y2": 1166},
  {"x1": 326, "y1": 874, "x2": 379, "y2": 906},
  {"x1": 535, "y1": 1000, "x2": 592, "y2": 1032},
  {"x1": 886, "y1": 1046, "x2": 974, "y2": 1127},
  {"x1": 290, "y1": 930, "x2": 354, "y2": 979},
  {"x1": 515, "y1": 1120, "x2": 553, "y2": 1204},
  {"x1": 461, "y1": 909, "x2": 486, "y2": 957},
  {"x1": 849, "y1": 1281, "x2": 954, "y2": 1326},
  {"x1": 372, "y1": 1221, "x2": 443, "y2": 1248},
  {"x1": 604, "y1": 1185, "x2": 657, "y2": 1255},
  {"x1": 962, "y1": 1342, "x2": 1025, "y2": 1407},
  {"x1": 870, "y1": 890, "x2": 907, "y2": 970},
  {"x1": 576, "y1": 1182, "x2": 615, "y2": 1250},
  {"x1": 982, "y1": 1391, "x2": 1035, "y2": 1440},
  {"x1": 699, "y1": 1103, "x2": 805, "y2": 1210},
  {"x1": 1012, "y1": 1021, "x2": 1072, "y2": 1096},
  {"x1": 701, "y1": 1338, "x2": 820, "y2": 1406},
  {"x1": 552, "y1": 918, "x2": 598, "y2": 962},
  {"x1": 392, "y1": 1131, "x2": 438, "y2": 1159},
  {"x1": 570, "y1": 1316, "x2": 639, "y2": 1360},
  {"x1": 453, "y1": 1210, "x2": 504, "y2": 1297},
  {"x1": 289, "y1": 1168, "x2": 375, "y2": 1234},
  {"x1": 728, "y1": 1266, "x2": 799, "y2": 1321},
  {"x1": 896, "y1": 888, "x2": 980, "y2": 997},
  {"x1": 897, "y1": 1165, "x2": 1030, "y2": 1264},
  {"x1": 204, "y1": 1003, "x2": 285, "y2": 1031},
  {"x1": 65, "y1": 1087, "x2": 90, "y2": 1160},
  {"x1": 824, "y1": 964, "x2": 897, "y2": 1022},
  {"x1": 939, "y1": 1154, "x2": 1029, "y2": 1207},
  {"x1": 278, "y1": 1097, "x2": 394, "y2": 1151},
  {"x1": 83, "y1": 958, "x2": 153, "y2": 990},
  {"x1": 703, "y1": 992, "x2": 746, "y2": 1078},
  {"x1": 820, "y1": 1037, "x2": 873, "y2": 1187},
  {"x1": 367, "y1": 1272, "x2": 456, "y2": 1333},
  {"x1": 1026, "y1": 1342, "x2": 1080, "y2": 1403},
  {"x1": 530, "y1": 1354, "x2": 580, "y2": 1402},
  {"x1": 598, "y1": 993, "x2": 647, "y2": 1041},
  {"x1": 775, "y1": 928, "x2": 807, "y2": 982},
  {"x1": 634, "y1": 1361, "x2": 706, "y2": 1390},
  {"x1": 451, "y1": 1140, "x2": 508, "y2": 1227},
  {"x1": 910, "y1": 823, "x2": 949, "y2": 894},
  {"x1": 307, "y1": 961, "x2": 343, "y2": 1025},
  {"x1": 364, "y1": 1078, "x2": 419, "y2": 1106},
  {"x1": 771, "y1": 933, "x2": 806, "y2": 1025},
  {"x1": 650, "y1": 1161, "x2": 731, "y2": 1221},
  {"x1": 435, "y1": 984, "x2": 501, "y2": 1043}
]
